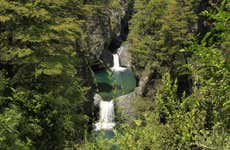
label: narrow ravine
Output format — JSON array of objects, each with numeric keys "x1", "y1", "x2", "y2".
[{"x1": 94, "y1": 45, "x2": 136, "y2": 132}]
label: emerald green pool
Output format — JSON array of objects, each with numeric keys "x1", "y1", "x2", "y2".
[{"x1": 94, "y1": 69, "x2": 136, "y2": 100}]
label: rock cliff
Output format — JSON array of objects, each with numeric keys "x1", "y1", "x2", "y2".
[
  {"x1": 83, "y1": 0, "x2": 133, "y2": 70},
  {"x1": 77, "y1": 0, "x2": 134, "y2": 128}
]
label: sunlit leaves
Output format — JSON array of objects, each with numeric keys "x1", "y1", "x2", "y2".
[
  {"x1": 0, "y1": 0, "x2": 88, "y2": 149},
  {"x1": 0, "y1": 106, "x2": 31, "y2": 149},
  {"x1": 78, "y1": 0, "x2": 230, "y2": 149},
  {"x1": 0, "y1": 48, "x2": 33, "y2": 61},
  {"x1": 0, "y1": 15, "x2": 10, "y2": 23},
  {"x1": 36, "y1": 62, "x2": 63, "y2": 76}
]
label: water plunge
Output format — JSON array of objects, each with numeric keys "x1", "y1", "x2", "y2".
[
  {"x1": 94, "y1": 49, "x2": 136, "y2": 99},
  {"x1": 111, "y1": 54, "x2": 126, "y2": 71},
  {"x1": 94, "y1": 46, "x2": 136, "y2": 131},
  {"x1": 95, "y1": 100, "x2": 115, "y2": 131}
]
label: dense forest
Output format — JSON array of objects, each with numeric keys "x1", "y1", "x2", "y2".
[{"x1": 0, "y1": 0, "x2": 229, "y2": 150}]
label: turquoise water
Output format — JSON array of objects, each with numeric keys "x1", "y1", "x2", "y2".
[{"x1": 94, "y1": 69, "x2": 136, "y2": 100}]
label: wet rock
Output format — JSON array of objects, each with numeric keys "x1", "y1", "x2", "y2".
[
  {"x1": 115, "y1": 92, "x2": 137, "y2": 119},
  {"x1": 97, "y1": 83, "x2": 113, "y2": 92},
  {"x1": 118, "y1": 44, "x2": 132, "y2": 68},
  {"x1": 100, "y1": 49, "x2": 113, "y2": 68},
  {"x1": 94, "y1": 93, "x2": 104, "y2": 106}
]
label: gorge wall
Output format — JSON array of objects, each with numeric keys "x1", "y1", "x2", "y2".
[
  {"x1": 83, "y1": 0, "x2": 133, "y2": 70},
  {"x1": 77, "y1": 0, "x2": 134, "y2": 128}
]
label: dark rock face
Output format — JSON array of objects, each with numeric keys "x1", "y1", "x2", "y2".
[
  {"x1": 100, "y1": 49, "x2": 113, "y2": 68},
  {"x1": 85, "y1": 9, "x2": 112, "y2": 61},
  {"x1": 84, "y1": 1, "x2": 134, "y2": 70},
  {"x1": 97, "y1": 82, "x2": 113, "y2": 92},
  {"x1": 109, "y1": 0, "x2": 133, "y2": 51},
  {"x1": 135, "y1": 67, "x2": 162, "y2": 98},
  {"x1": 76, "y1": 1, "x2": 134, "y2": 128}
]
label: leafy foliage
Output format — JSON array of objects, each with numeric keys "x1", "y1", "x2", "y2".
[
  {"x1": 1, "y1": 0, "x2": 229, "y2": 149},
  {"x1": 80, "y1": 0, "x2": 230, "y2": 149},
  {"x1": 0, "y1": 0, "x2": 103, "y2": 149}
]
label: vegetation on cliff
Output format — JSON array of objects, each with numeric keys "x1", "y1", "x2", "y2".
[
  {"x1": 81, "y1": 0, "x2": 230, "y2": 149},
  {"x1": 0, "y1": 0, "x2": 129, "y2": 149},
  {"x1": 0, "y1": 0, "x2": 229, "y2": 149}
]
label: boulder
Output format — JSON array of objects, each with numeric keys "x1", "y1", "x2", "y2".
[
  {"x1": 94, "y1": 93, "x2": 104, "y2": 106},
  {"x1": 118, "y1": 43, "x2": 132, "y2": 68}
]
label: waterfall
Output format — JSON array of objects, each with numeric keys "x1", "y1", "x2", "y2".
[
  {"x1": 95, "y1": 48, "x2": 135, "y2": 131},
  {"x1": 111, "y1": 54, "x2": 126, "y2": 71},
  {"x1": 95, "y1": 100, "x2": 115, "y2": 131},
  {"x1": 113, "y1": 54, "x2": 120, "y2": 68}
]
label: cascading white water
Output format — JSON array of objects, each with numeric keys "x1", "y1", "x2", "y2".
[
  {"x1": 113, "y1": 54, "x2": 120, "y2": 68},
  {"x1": 95, "y1": 52, "x2": 132, "y2": 131},
  {"x1": 95, "y1": 100, "x2": 115, "y2": 131},
  {"x1": 111, "y1": 54, "x2": 126, "y2": 71}
]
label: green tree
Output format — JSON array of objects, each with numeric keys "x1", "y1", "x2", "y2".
[{"x1": 0, "y1": 0, "x2": 89, "y2": 149}]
